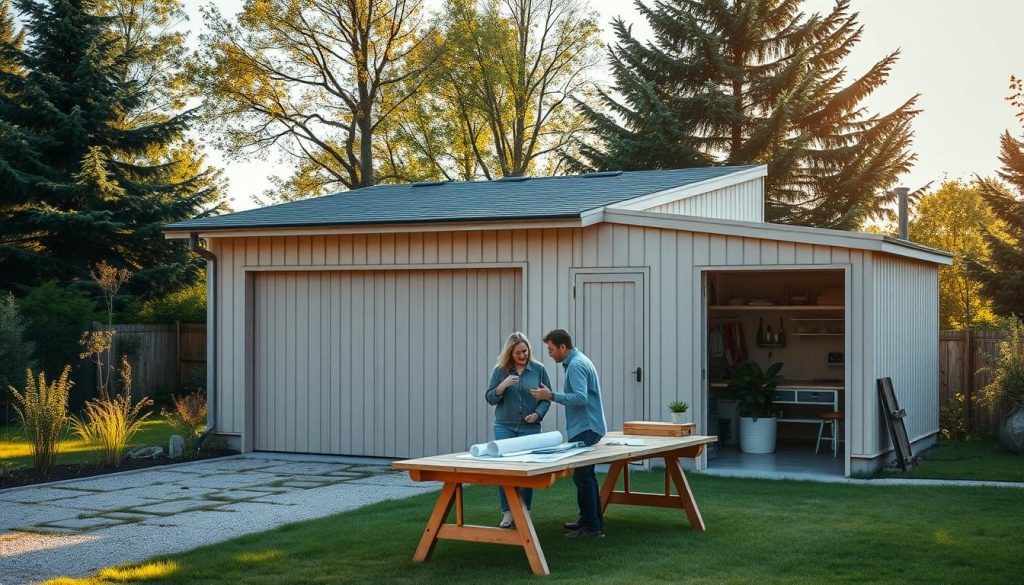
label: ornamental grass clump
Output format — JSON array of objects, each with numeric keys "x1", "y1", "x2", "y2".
[
  {"x1": 72, "y1": 356, "x2": 152, "y2": 467},
  {"x1": 9, "y1": 366, "x2": 72, "y2": 474},
  {"x1": 162, "y1": 391, "x2": 207, "y2": 454}
]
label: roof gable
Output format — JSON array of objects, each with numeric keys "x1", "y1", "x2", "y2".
[{"x1": 165, "y1": 165, "x2": 760, "y2": 232}]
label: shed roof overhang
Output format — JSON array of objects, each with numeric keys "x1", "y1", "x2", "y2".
[{"x1": 603, "y1": 209, "x2": 954, "y2": 266}]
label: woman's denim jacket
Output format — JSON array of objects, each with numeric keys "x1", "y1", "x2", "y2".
[{"x1": 485, "y1": 361, "x2": 552, "y2": 426}]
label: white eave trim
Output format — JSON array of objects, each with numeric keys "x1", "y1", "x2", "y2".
[
  {"x1": 608, "y1": 165, "x2": 768, "y2": 211},
  {"x1": 162, "y1": 216, "x2": 586, "y2": 240},
  {"x1": 603, "y1": 208, "x2": 954, "y2": 265}
]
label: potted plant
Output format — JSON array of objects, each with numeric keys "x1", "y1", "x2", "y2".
[
  {"x1": 667, "y1": 400, "x2": 689, "y2": 423},
  {"x1": 981, "y1": 318, "x2": 1024, "y2": 453},
  {"x1": 727, "y1": 361, "x2": 784, "y2": 454}
]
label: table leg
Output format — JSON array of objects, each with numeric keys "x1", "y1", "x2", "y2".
[
  {"x1": 666, "y1": 456, "x2": 705, "y2": 531},
  {"x1": 599, "y1": 460, "x2": 625, "y2": 514},
  {"x1": 503, "y1": 485, "x2": 549, "y2": 576},
  {"x1": 413, "y1": 482, "x2": 457, "y2": 562},
  {"x1": 455, "y1": 483, "x2": 464, "y2": 526}
]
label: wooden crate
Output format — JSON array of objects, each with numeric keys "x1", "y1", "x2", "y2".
[{"x1": 623, "y1": 421, "x2": 695, "y2": 437}]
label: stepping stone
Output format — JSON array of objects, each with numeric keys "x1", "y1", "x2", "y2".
[
  {"x1": 261, "y1": 463, "x2": 351, "y2": 476},
  {"x1": 325, "y1": 470, "x2": 361, "y2": 477},
  {"x1": 278, "y1": 480, "x2": 326, "y2": 489},
  {"x1": 129, "y1": 500, "x2": 218, "y2": 516},
  {"x1": 99, "y1": 512, "x2": 147, "y2": 521},
  {"x1": 347, "y1": 465, "x2": 391, "y2": 473},
  {"x1": 208, "y1": 489, "x2": 281, "y2": 501},
  {"x1": 42, "y1": 516, "x2": 123, "y2": 531}
]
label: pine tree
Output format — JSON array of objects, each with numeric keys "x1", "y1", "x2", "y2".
[
  {"x1": 974, "y1": 132, "x2": 1024, "y2": 316},
  {"x1": 573, "y1": 0, "x2": 919, "y2": 229},
  {"x1": 0, "y1": 0, "x2": 223, "y2": 298}
]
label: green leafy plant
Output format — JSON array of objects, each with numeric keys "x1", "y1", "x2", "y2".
[
  {"x1": 71, "y1": 356, "x2": 152, "y2": 467},
  {"x1": 727, "y1": 361, "x2": 784, "y2": 421},
  {"x1": 667, "y1": 400, "x2": 689, "y2": 414},
  {"x1": 939, "y1": 392, "x2": 971, "y2": 440},
  {"x1": 9, "y1": 366, "x2": 73, "y2": 474},
  {"x1": 980, "y1": 316, "x2": 1024, "y2": 419},
  {"x1": 161, "y1": 391, "x2": 207, "y2": 454}
]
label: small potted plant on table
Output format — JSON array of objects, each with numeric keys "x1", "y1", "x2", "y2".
[
  {"x1": 667, "y1": 400, "x2": 689, "y2": 423},
  {"x1": 727, "y1": 361, "x2": 784, "y2": 454}
]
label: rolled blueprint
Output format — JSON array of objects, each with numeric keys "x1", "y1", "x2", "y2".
[{"x1": 468, "y1": 431, "x2": 564, "y2": 457}]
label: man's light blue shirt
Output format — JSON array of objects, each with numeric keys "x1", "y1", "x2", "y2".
[{"x1": 553, "y1": 348, "x2": 607, "y2": 438}]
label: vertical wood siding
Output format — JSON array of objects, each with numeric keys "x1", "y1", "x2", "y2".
[
  {"x1": 872, "y1": 255, "x2": 940, "y2": 455},
  {"x1": 644, "y1": 179, "x2": 764, "y2": 222},
  {"x1": 211, "y1": 224, "x2": 935, "y2": 467},
  {"x1": 251, "y1": 269, "x2": 519, "y2": 458}
]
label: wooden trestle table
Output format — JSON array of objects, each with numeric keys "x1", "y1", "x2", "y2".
[{"x1": 391, "y1": 432, "x2": 717, "y2": 575}]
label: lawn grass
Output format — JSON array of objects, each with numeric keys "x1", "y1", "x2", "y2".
[
  {"x1": 43, "y1": 471, "x2": 1024, "y2": 585},
  {"x1": 895, "y1": 437, "x2": 1024, "y2": 482},
  {"x1": 0, "y1": 417, "x2": 175, "y2": 468}
]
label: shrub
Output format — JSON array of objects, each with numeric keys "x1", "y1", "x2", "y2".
[
  {"x1": 71, "y1": 356, "x2": 152, "y2": 467},
  {"x1": 939, "y1": 392, "x2": 970, "y2": 440},
  {"x1": 9, "y1": 366, "x2": 73, "y2": 474},
  {"x1": 133, "y1": 281, "x2": 207, "y2": 324},
  {"x1": 162, "y1": 391, "x2": 208, "y2": 453},
  {"x1": 980, "y1": 317, "x2": 1024, "y2": 419},
  {"x1": 0, "y1": 292, "x2": 35, "y2": 418},
  {"x1": 20, "y1": 281, "x2": 97, "y2": 373}
]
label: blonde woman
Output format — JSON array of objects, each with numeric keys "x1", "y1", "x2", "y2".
[{"x1": 485, "y1": 332, "x2": 552, "y2": 528}]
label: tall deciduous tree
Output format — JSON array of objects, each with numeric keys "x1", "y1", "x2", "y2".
[
  {"x1": 573, "y1": 0, "x2": 920, "y2": 229},
  {"x1": 910, "y1": 180, "x2": 1001, "y2": 330},
  {"x1": 0, "y1": 0, "x2": 223, "y2": 298},
  {"x1": 411, "y1": 0, "x2": 600, "y2": 179},
  {"x1": 196, "y1": 0, "x2": 435, "y2": 202},
  {"x1": 974, "y1": 131, "x2": 1024, "y2": 317}
]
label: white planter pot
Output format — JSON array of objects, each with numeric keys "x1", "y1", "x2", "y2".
[
  {"x1": 739, "y1": 416, "x2": 777, "y2": 454},
  {"x1": 670, "y1": 412, "x2": 687, "y2": 424}
]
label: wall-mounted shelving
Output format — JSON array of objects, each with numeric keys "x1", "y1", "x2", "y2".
[{"x1": 709, "y1": 305, "x2": 843, "y2": 311}]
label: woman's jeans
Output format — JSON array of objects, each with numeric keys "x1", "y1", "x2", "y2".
[
  {"x1": 570, "y1": 430, "x2": 604, "y2": 532},
  {"x1": 494, "y1": 422, "x2": 541, "y2": 512}
]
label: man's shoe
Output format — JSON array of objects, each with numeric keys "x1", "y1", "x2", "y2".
[
  {"x1": 564, "y1": 527, "x2": 605, "y2": 539},
  {"x1": 562, "y1": 519, "x2": 581, "y2": 531}
]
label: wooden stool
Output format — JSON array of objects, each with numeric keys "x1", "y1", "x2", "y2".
[{"x1": 815, "y1": 411, "x2": 844, "y2": 458}]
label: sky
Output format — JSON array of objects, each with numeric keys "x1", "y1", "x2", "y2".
[{"x1": 189, "y1": 0, "x2": 1024, "y2": 211}]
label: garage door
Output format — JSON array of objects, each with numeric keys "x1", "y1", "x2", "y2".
[{"x1": 252, "y1": 269, "x2": 522, "y2": 458}]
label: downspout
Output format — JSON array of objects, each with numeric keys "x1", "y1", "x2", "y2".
[{"x1": 189, "y1": 233, "x2": 217, "y2": 449}]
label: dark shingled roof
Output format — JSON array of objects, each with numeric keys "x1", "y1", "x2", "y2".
[{"x1": 165, "y1": 165, "x2": 760, "y2": 231}]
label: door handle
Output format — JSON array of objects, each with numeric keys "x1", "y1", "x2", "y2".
[{"x1": 630, "y1": 367, "x2": 642, "y2": 383}]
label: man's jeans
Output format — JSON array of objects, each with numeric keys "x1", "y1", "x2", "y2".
[
  {"x1": 570, "y1": 430, "x2": 604, "y2": 532},
  {"x1": 494, "y1": 422, "x2": 542, "y2": 512}
]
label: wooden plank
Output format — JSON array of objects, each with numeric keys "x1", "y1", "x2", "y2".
[
  {"x1": 623, "y1": 421, "x2": 695, "y2": 436},
  {"x1": 412, "y1": 483, "x2": 457, "y2": 563},
  {"x1": 606, "y1": 491, "x2": 684, "y2": 508},
  {"x1": 436, "y1": 524, "x2": 523, "y2": 546},
  {"x1": 666, "y1": 455, "x2": 706, "y2": 530},
  {"x1": 503, "y1": 486, "x2": 548, "y2": 576}
]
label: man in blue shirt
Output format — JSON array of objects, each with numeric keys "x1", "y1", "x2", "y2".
[{"x1": 531, "y1": 329, "x2": 607, "y2": 538}]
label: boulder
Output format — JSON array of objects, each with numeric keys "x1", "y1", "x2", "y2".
[
  {"x1": 127, "y1": 445, "x2": 164, "y2": 460},
  {"x1": 999, "y1": 409, "x2": 1024, "y2": 454},
  {"x1": 169, "y1": 435, "x2": 184, "y2": 459}
]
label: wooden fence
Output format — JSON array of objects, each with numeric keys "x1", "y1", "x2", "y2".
[
  {"x1": 938, "y1": 329, "x2": 1005, "y2": 434},
  {"x1": 90, "y1": 322, "x2": 206, "y2": 400}
]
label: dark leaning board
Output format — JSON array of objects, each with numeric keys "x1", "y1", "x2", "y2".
[{"x1": 877, "y1": 377, "x2": 914, "y2": 471}]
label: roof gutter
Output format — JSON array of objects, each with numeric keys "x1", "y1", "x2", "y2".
[{"x1": 188, "y1": 233, "x2": 217, "y2": 449}]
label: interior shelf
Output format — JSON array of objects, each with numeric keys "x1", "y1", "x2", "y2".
[
  {"x1": 789, "y1": 317, "x2": 844, "y2": 321},
  {"x1": 709, "y1": 305, "x2": 844, "y2": 311},
  {"x1": 791, "y1": 333, "x2": 844, "y2": 336}
]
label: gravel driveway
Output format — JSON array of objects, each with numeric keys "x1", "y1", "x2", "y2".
[{"x1": 0, "y1": 453, "x2": 437, "y2": 585}]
